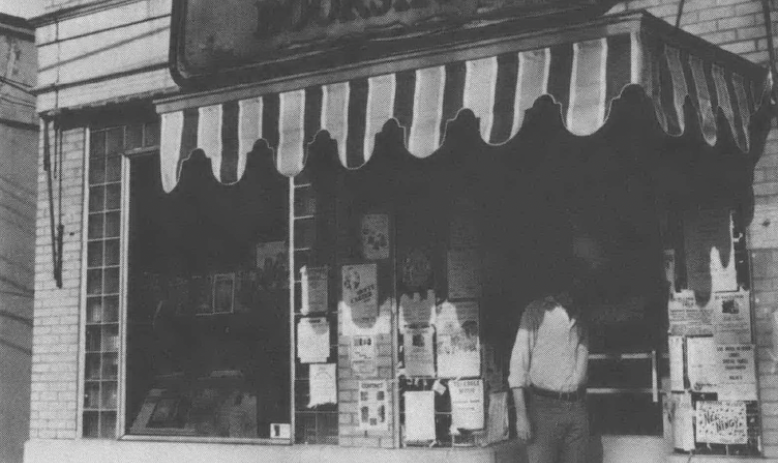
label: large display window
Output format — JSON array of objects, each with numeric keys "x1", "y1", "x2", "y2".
[{"x1": 123, "y1": 147, "x2": 291, "y2": 440}]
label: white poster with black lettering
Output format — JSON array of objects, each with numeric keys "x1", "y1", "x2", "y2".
[
  {"x1": 351, "y1": 335, "x2": 378, "y2": 378},
  {"x1": 359, "y1": 380, "x2": 388, "y2": 430},
  {"x1": 449, "y1": 379, "x2": 484, "y2": 431}
]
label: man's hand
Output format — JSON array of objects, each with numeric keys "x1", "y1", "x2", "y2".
[{"x1": 515, "y1": 410, "x2": 532, "y2": 441}]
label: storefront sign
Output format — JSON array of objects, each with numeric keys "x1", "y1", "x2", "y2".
[
  {"x1": 404, "y1": 391, "x2": 436, "y2": 442},
  {"x1": 361, "y1": 214, "x2": 390, "y2": 260},
  {"x1": 350, "y1": 335, "x2": 378, "y2": 378},
  {"x1": 403, "y1": 326, "x2": 435, "y2": 377},
  {"x1": 359, "y1": 380, "x2": 389, "y2": 430},
  {"x1": 449, "y1": 379, "x2": 485, "y2": 431},
  {"x1": 436, "y1": 301, "x2": 480, "y2": 378},
  {"x1": 695, "y1": 401, "x2": 748, "y2": 445},
  {"x1": 170, "y1": 0, "x2": 613, "y2": 86},
  {"x1": 297, "y1": 317, "x2": 331, "y2": 363},
  {"x1": 342, "y1": 263, "x2": 378, "y2": 319},
  {"x1": 301, "y1": 266, "x2": 329, "y2": 314},
  {"x1": 308, "y1": 363, "x2": 338, "y2": 407}
]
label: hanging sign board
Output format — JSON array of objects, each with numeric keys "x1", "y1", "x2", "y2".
[{"x1": 170, "y1": 0, "x2": 616, "y2": 87}]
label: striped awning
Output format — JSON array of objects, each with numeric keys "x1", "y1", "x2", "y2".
[{"x1": 159, "y1": 27, "x2": 770, "y2": 193}]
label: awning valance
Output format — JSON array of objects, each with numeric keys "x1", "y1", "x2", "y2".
[{"x1": 157, "y1": 12, "x2": 771, "y2": 193}]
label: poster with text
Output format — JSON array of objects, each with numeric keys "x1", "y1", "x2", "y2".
[
  {"x1": 436, "y1": 301, "x2": 480, "y2": 378},
  {"x1": 361, "y1": 214, "x2": 390, "y2": 260},
  {"x1": 351, "y1": 335, "x2": 378, "y2": 378},
  {"x1": 342, "y1": 264, "x2": 378, "y2": 319},
  {"x1": 403, "y1": 326, "x2": 435, "y2": 377},
  {"x1": 301, "y1": 266, "x2": 329, "y2": 314},
  {"x1": 449, "y1": 379, "x2": 485, "y2": 431},
  {"x1": 359, "y1": 380, "x2": 389, "y2": 430},
  {"x1": 404, "y1": 391, "x2": 436, "y2": 442},
  {"x1": 711, "y1": 291, "x2": 751, "y2": 345},
  {"x1": 714, "y1": 344, "x2": 757, "y2": 400},
  {"x1": 308, "y1": 363, "x2": 337, "y2": 408},
  {"x1": 695, "y1": 401, "x2": 748, "y2": 444},
  {"x1": 399, "y1": 290, "x2": 436, "y2": 328},
  {"x1": 447, "y1": 249, "x2": 480, "y2": 300},
  {"x1": 668, "y1": 290, "x2": 713, "y2": 337},
  {"x1": 297, "y1": 317, "x2": 331, "y2": 364}
]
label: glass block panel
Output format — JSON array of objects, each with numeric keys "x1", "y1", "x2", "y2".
[
  {"x1": 102, "y1": 353, "x2": 118, "y2": 379},
  {"x1": 103, "y1": 297, "x2": 119, "y2": 323},
  {"x1": 104, "y1": 268, "x2": 120, "y2": 294},
  {"x1": 101, "y1": 383, "x2": 117, "y2": 409},
  {"x1": 85, "y1": 353, "x2": 101, "y2": 380},
  {"x1": 105, "y1": 128, "x2": 123, "y2": 155},
  {"x1": 89, "y1": 186, "x2": 105, "y2": 213},
  {"x1": 85, "y1": 326, "x2": 101, "y2": 352},
  {"x1": 125, "y1": 124, "x2": 143, "y2": 150},
  {"x1": 84, "y1": 382, "x2": 100, "y2": 409},
  {"x1": 105, "y1": 212, "x2": 120, "y2": 238},
  {"x1": 88, "y1": 214, "x2": 104, "y2": 239},
  {"x1": 87, "y1": 241, "x2": 103, "y2": 268},
  {"x1": 105, "y1": 184, "x2": 121, "y2": 211},
  {"x1": 83, "y1": 411, "x2": 100, "y2": 438},
  {"x1": 100, "y1": 412, "x2": 116, "y2": 438},
  {"x1": 89, "y1": 157, "x2": 106, "y2": 185},
  {"x1": 105, "y1": 156, "x2": 121, "y2": 183},
  {"x1": 86, "y1": 297, "x2": 103, "y2": 323},
  {"x1": 90, "y1": 131, "x2": 106, "y2": 158},
  {"x1": 86, "y1": 270, "x2": 103, "y2": 295},
  {"x1": 104, "y1": 240, "x2": 120, "y2": 266},
  {"x1": 101, "y1": 325, "x2": 119, "y2": 352}
]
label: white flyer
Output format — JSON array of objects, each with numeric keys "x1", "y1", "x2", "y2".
[
  {"x1": 404, "y1": 391, "x2": 436, "y2": 442},
  {"x1": 296, "y1": 317, "x2": 330, "y2": 363},
  {"x1": 359, "y1": 380, "x2": 389, "y2": 430},
  {"x1": 350, "y1": 335, "x2": 378, "y2": 378},
  {"x1": 403, "y1": 326, "x2": 435, "y2": 377},
  {"x1": 449, "y1": 379, "x2": 484, "y2": 431},
  {"x1": 308, "y1": 363, "x2": 337, "y2": 408},
  {"x1": 436, "y1": 301, "x2": 480, "y2": 378}
]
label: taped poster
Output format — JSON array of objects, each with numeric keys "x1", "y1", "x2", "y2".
[
  {"x1": 714, "y1": 344, "x2": 757, "y2": 400},
  {"x1": 447, "y1": 249, "x2": 480, "y2": 299},
  {"x1": 301, "y1": 266, "x2": 328, "y2": 314},
  {"x1": 308, "y1": 363, "x2": 337, "y2": 408},
  {"x1": 436, "y1": 301, "x2": 480, "y2": 378},
  {"x1": 711, "y1": 291, "x2": 751, "y2": 345},
  {"x1": 297, "y1": 317, "x2": 330, "y2": 363},
  {"x1": 695, "y1": 401, "x2": 748, "y2": 444},
  {"x1": 399, "y1": 290, "x2": 436, "y2": 328},
  {"x1": 404, "y1": 391, "x2": 436, "y2": 442},
  {"x1": 673, "y1": 392, "x2": 696, "y2": 451},
  {"x1": 686, "y1": 337, "x2": 716, "y2": 392},
  {"x1": 403, "y1": 326, "x2": 435, "y2": 377},
  {"x1": 668, "y1": 336, "x2": 685, "y2": 392},
  {"x1": 359, "y1": 380, "x2": 389, "y2": 430},
  {"x1": 449, "y1": 379, "x2": 484, "y2": 431},
  {"x1": 351, "y1": 335, "x2": 378, "y2": 378},
  {"x1": 668, "y1": 291, "x2": 713, "y2": 337},
  {"x1": 361, "y1": 214, "x2": 390, "y2": 260},
  {"x1": 342, "y1": 263, "x2": 378, "y2": 319}
]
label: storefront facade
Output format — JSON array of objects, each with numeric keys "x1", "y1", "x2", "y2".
[{"x1": 24, "y1": 1, "x2": 778, "y2": 463}]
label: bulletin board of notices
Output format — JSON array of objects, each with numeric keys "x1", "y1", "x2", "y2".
[{"x1": 666, "y1": 289, "x2": 760, "y2": 455}]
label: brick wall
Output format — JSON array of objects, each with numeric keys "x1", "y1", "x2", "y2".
[
  {"x1": 30, "y1": 126, "x2": 85, "y2": 439},
  {"x1": 613, "y1": 0, "x2": 778, "y2": 458}
]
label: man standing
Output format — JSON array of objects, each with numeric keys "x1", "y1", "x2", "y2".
[{"x1": 508, "y1": 278, "x2": 590, "y2": 463}]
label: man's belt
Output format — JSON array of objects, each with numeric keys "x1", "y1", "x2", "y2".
[{"x1": 530, "y1": 385, "x2": 586, "y2": 402}]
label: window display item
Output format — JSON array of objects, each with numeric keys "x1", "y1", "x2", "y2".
[
  {"x1": 436, "y1": 301, "x2": 480, "y2": 378},
  {"x1": 449, "y1": 379, "x2": 484, "y2": 431},
  {"x1": 358, "y1": 380, "x2": 389, "y2": 430},
  {"x1": 351, "y1": 335, "x2": 378, "y2": 378},
  {"x1": 308, "y1": 363, "x2": 337, "y2": 408},
  {"x1": 297, "y1": 317, "x2": 331, "y2": 363},
  {"x1": 342, "y1": 263, "x2": 378, "y2": 319},
  {"x1": 403, "y1": 326, "x2": 435, "y2": 377}
]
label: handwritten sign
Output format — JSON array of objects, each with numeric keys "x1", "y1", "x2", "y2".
[{"x1": 695, "y1": 401, "x2": 748, "y2": 445}]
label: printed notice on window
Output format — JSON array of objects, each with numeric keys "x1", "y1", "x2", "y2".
[
  {"x1": 308, "y1": 363, "x2": 337, "y2": 408},
  {"x1": 342, "y1": 263, "x2": 378, "y2": 319},
  {"x1": 350, "y1": 335, "x2": 378, "y2": 378},
  {"x1": 404, "y1": 391, "x2": 436, "y2": 442},
  {"x1": 301, "y1": 266, "x2": 328, "y2": 314},
  {"x1": 449, "y1": 379, "x2": 484, "y2": 431},
  {"x1": 403, "y1": 326, "x2": 435, "y2": 377},
  {"x1": 297, "y1": 317, "x2": 330, "y2": 364},
  {"x1": 358, "y1": 380, "x2": 388, "y2": 430},
  {"x1": 436, "y1": 301, "x2": 480, "y2": 378}
]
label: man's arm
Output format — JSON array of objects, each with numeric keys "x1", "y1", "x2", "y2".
[{"x1": 508, "y1": 305, "x2": 537, "y2": 441}]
